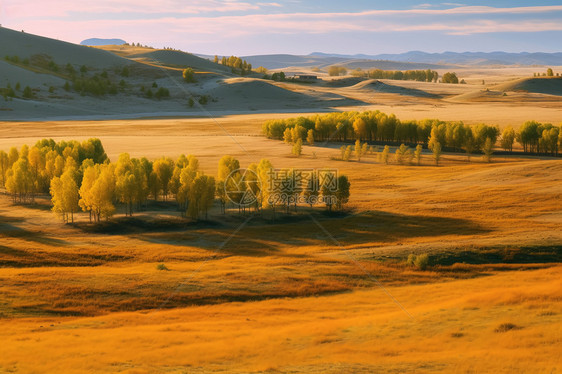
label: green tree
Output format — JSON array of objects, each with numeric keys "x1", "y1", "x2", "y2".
[
  {"x1": 306, "y1": 129, "x2": 315, "y2": 145},
  {"x1": 395, "y1": 144, "x2": 413, "y2": 165},
  {"x1": 343, "y1": 145, "x2": 352, "y2": 161},
  {"x1": 153, "y1": 157, "x2": 174, "y2": 201},
  {"x1": 257, "y1": 159, "x2": 274, "y2": 212},
  {"x1": 379, "y1": 145, "x2": 389, "y2": 164},
  {"x1": 432, "y1": 141, "x2": 442, "y2": 166},
  {"x1": 442, "y1": 72, "x2": 459, "y2": 84},
  {"x1": 482, "y1": 137, "x2": 493, "y2": 162},
  {"x1": 0, "y1": 151, "x2": 8, "y2": 186},
  {"x1": 354, "y1": 140, "x2": 363, "y2": 161},
  {"x1": 414, "y1": 144, "x2": 423, "y2": 165},
  {"x1": 115, "y1": 154, "x2": 140, "y2": 216},
  {"x1": 501, "y1": 126, "x2": 515, "y2": 152},
  {"x1": 22, "y1": 86, "x2": 33, "y2": 99},
  {"x1": 292, "y1": 138, "x2": 303, "y2": 157},
  {"x1": 187, "y1": 174, "x2": 215, "y2": 220},
  {"x1": 546, "y1": 68, "x2": 554, "y2": 77},
  {"x1": 217, "y1": 155, "x2": 240, "y2": 211},
  {"x1": 182, "y1": 67, "x2": 196, "y2": 83},
  {"x1": 335, "y1": 175, "x2": 350, "y2": 210}
]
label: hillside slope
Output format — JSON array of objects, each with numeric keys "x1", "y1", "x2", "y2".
[
  {"x1": 0, "y1": 27, "x2": 130, "y2": 68},
  {"x1": 494, "y1": 77, "x2": 562, "y2": 96}
]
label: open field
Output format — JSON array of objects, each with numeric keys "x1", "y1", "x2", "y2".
[
  {"x1": 1, "y1": 25, "x2": 561, "y2": 373},
  {"x1": 1, "y1": 111, "x2": 561, "y2": 372}
]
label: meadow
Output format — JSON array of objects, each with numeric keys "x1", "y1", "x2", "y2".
[{"x1": 0, "y1": 111, "x2": 561, "y2": 373}]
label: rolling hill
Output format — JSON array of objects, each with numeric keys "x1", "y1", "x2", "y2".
[
  {"x1": 494, "y1": 77, "x2": 562, "y2": 96},
  {"x1": 0, "y1": 27, "x2": 130, "y2": 68}
]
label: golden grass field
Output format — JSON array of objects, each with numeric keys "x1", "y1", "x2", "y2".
[{"x1": 1, "y1": 106, "x2": 561, "y2": 373}]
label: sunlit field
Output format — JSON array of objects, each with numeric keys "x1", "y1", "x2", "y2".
[{"x1": 1, "y1": 113, "x2": 561, "y2": 373}]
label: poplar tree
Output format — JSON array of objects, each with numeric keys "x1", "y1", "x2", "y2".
[
  {"x1": 306, "y1": 129, "x2": 315, "y2": 145},
  {"x1": 414, "y1": 144, "x2": 423, "y2": 165},
  {"x1": 501, "y1": 126, "x2": 515, "y2": 152},
  {"x1": 50, "y1": 168, "x2": 79, "y2": 223},
  {"x1": 153, "y1": 157, "x2": 174, "y2": 201},
  {"x1": 482, "y1": 137, "x2": 493, "y2": 163},
  {"x1": 335, "y1": 175, "x2": 350, "y2": 210}
]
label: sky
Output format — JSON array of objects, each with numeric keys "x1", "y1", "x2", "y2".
[{"x1": 2, "y1": 0, "x2": 562, "y2": 56}]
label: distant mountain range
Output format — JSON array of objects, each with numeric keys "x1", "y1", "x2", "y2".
[
  {"x1": 309, "y1": 51, "x2": 562, "y2": 66},
  {"x1": 81, "y1": 38, "x2": 126, "y2": 46},
  {"x1": 227, "y1": 51, "x2": 562, "y2": 70}
]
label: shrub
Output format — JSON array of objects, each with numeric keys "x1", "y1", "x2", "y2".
[
  {"x1": 154, "y1": 87, "x2": 170, "y2": 99},
  {"x1": 156, "y1": 263, "x2": 169, "y2": 271},
  {"x1": 182, "y1": 67, "x2": 196, "y2": 83},
  {"x1": 414, "y1": 254, "x2": 430, "y2": 270},
  {"x1": 495, "y1": 323, "x2": 520, "y2": 333},
  {"x1": 406, "y1": 254, "x2": 416, "y2": 266},
  {"x1": 407, "y1": 253, "x2": 430, "y2": 269},
  {"x1": 22, "y1": 86, "x2": 33, "y2": 99}
]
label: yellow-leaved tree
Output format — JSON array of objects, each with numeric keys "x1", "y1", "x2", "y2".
[{"x1": 50, "y1": 168, "x2": 79, "y2": 223}]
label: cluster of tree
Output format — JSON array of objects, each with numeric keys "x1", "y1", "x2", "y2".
[
  {"x1": 4, "y1": 55, "x2": 28, "y2": 65},
  {"x1": 1, "y1": 83, "x2": 34, "y2": 100},
  {"x1": 217, "y1": 157, "x2": 351, "y2": 214},
  {"x1": 328, "y1": 66, "x2": 348, "y2": 76},
  {"x1": 442, "y1": 72, "x2": 459, "y2": 84},
  {"x1": 270, "y1": 72, "x2": 286, "y2": 81},
  {"x1": 0, "y1": 138, "x2": 108, "y2": 204},
  {"x1": 71, "y1": 74, "x2": 119, "y2": 96},
  {"x1": 125, "y1": 42, "x2": 154, "y2": 49},
  {"x1": 533, "y1": 68, "x2": 559, "y2": 77},
  {"x1": 255, "y1": 66, "x2": 268, "y2": 74},
  {"x1": 263, "y1": 111, "x2": 562, "y2": 157},
  {"x1": 364, "y1": 69, "x2": 438, "y2": 82},
  {"x1": 1, "y1": 140, "x2": 353, "y2": 222},
  {"x1": 145, "y1": 87, "x2": 170, "y2": 99},
  {"x1": 516, "y1": 121, "x2": 560, "y2": 155},
  {"x1": 214, "y1": 55, "x2": 252, "y2": 75}
]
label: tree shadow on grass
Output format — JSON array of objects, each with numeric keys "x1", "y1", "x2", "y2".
[
  {"x1": 134, "y1": 210, "x2": 490, "y2": 257},
  {"x1": 0, "y1": 243, "x2": 132, "y2": 268},
  {"x1": 0, "y1": 218, "x2": 68, "y2": 246},
  {"x1": 71, "y1": 215, "x2": 223, "y2": 235}
]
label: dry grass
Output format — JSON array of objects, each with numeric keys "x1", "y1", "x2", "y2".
[{"x1": 0, "y1": 110, "x2": 561, "y2": 372}]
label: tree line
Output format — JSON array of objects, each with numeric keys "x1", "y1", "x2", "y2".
[
  {"x1": 263, "y1": 111, "x2": 562, "y2": 156},
  {"x1": 214, "y1": 55, "x2": 252, "y2": 75},
  {"x1": 331, "y1": 66, "x2": 441, "y2": 82},
  {"x1": 366, "y1": 69, "x2": 439, "y2": 82},
  {"x1": 0, "y1": 139, "x2": 351, "y2": 223}
]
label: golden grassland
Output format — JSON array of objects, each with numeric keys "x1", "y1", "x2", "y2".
[{"x1": 0, "y1": 114, "x2": 561, "y2": 373}]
